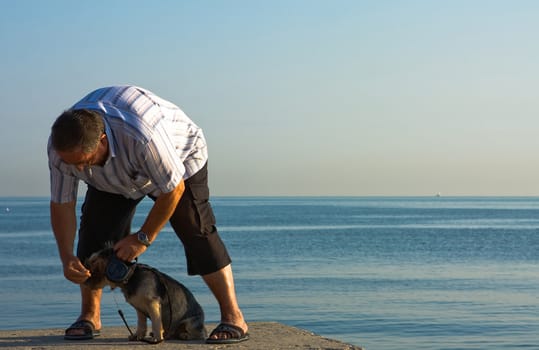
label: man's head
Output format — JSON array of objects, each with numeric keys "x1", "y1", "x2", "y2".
[
  {"x1": 51, "y1": 109, "x2": 108, "y2": 169},
  {"x1": 51, "y1": 109, "x2": 104, "y2": 153}
]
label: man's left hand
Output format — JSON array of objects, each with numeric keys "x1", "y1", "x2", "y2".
[{"x1": 113, "y1": 234, "x2": 147, "y2": 261}]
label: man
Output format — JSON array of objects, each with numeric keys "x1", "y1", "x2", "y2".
[{"x1": 48, "y1": 85, "x2": 249, "y2": 344}]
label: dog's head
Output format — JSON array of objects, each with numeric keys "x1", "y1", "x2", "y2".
[{"x1": 84, "y1": 243, "x2": 115, "y2": 289}]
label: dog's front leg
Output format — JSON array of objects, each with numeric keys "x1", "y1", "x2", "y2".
[
  {"x1": 129, "y1": 309, "x2": 148, "y2": 341},
  {"x1": 146, "y1": 300, "x2": 164, "y2": 344}
]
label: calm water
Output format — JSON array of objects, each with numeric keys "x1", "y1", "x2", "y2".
[{"x1": 1, "y1": 196, "x2": 539, "y2": 349}]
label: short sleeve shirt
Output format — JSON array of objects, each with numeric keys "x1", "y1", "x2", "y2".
[{"x1": 48, "y1": 86, "x2": 208, "y2": 203}]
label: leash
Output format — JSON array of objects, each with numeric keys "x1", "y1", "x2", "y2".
[
  {"x1": 112, "y1": 290, "x2": 157, "y2": 344},
  {"x1": 111, "y1": 288, "x2": 134, "y2": 337},
  {"x1": 110, "y1": 266, "x2": 173, "y2": 344},
  {"x1": 137, "y1": 264, "x2": 174, "y2": 335}
]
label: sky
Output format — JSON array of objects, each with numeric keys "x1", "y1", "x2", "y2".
[{"x1": 1, "y1": 0, "x2": 539, "y2": 196}]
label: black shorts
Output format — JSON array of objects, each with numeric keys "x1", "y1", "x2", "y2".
[{"x1": 77, "y1": 163, "x2": 231, "y2": 276}]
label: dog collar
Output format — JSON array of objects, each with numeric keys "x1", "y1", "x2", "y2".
[{"x1": 106, "y1": 255, "x2": 137, "y2": 284}]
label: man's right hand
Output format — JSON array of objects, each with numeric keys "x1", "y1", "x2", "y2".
[{"x1": 62, "y1": 255, "x2": 91, "y2": 284}]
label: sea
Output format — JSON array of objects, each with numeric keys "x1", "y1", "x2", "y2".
[{"x1": 1, "y1": 196, "x2": 539, "y2": 350}]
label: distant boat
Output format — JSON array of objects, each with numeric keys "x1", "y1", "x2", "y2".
[{"x1": 435, "y1": 192, "x2": 441, "y2": 197}]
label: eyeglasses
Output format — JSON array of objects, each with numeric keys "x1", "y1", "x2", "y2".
[
  {"x1": 74, "y1": 149, "x2": 97, "y2": 166},
  {"x1": 57, "y1": 134, "x2": 106, "y2": 173}
]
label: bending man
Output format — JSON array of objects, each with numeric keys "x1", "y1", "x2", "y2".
[{"x1": 48, "y1": 85, "x2": 248, "y2": 344}]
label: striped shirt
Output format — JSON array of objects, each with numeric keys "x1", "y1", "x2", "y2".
[{"x1": 48, "y1": 86, "x2": 208, "y2": 203}]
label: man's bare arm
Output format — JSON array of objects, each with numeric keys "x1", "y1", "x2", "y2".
[{"x1": 50, "y1": 200, "x2": 90, "y2": 283}]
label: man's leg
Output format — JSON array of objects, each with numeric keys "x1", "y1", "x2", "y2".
[
  {"x1": 202, "y1": 264, "x2": 248, "y2": 340},
  {"x1": 66, "y1": 186, "x2": 141, "y2": 337},
  {"x1": 167, "y1": 163, "x2": 248, "y2": 340},
  {"x1": 78, "y1": 286, "x2": 103, "y2": 332}
]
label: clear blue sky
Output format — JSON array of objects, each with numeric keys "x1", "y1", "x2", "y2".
[{"x1": 2, "y1": 0, "x2": 539, "y2": 196}]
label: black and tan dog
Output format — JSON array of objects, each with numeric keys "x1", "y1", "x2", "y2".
[{"x1": 85, "y1": 246, "x2": 207, "y2": 343}]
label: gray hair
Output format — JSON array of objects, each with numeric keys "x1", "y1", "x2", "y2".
[{"x1": 51, "y1": 109, "x2": 104, "y2": 153}]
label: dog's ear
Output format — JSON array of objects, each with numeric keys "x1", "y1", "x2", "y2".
[
  {"x1": 83, "y1": 258, "x2": 91, "y2": 270},
  {"x1": 84, "y1": 250, "x2": 110, "y2": 288},
  {"x1": 96, "y1": 256, "x2": 108, "y2": 275}
]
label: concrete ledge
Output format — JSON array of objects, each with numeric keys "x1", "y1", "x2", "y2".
[{"x1": 0, "y1": 322, "x2": 362, "y2": 349}]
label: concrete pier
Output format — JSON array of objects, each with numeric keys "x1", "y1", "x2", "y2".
[{"x1": 0, "y1": 322, "x2": 363, "y2": 349}]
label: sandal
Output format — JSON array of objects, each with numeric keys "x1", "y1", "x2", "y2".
[
  {"x1": 64, "y1": 320, "x2": 101, "y2": 340},
  {"x1": 206, "y1": 323, "x2": 249, "y2": 344}
]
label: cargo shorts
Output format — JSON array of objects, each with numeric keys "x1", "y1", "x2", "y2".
[{"x1": 77, "y1": 162, "x2": 231, "y2": 276}]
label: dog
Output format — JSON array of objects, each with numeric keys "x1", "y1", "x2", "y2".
[{"x1": 85, "y1": 245, "x2": 207, "y2": 343}]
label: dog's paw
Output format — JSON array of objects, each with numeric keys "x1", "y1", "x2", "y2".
[
  {"x1": 129, "y1": 329, "x2": 151, "y2": 341},
  {"x1": 128, "y1": 333, "x2": 147, "y2": 342},
  {"x1": 144, "y1": 336, "x2": 164, "y2": 344}
]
